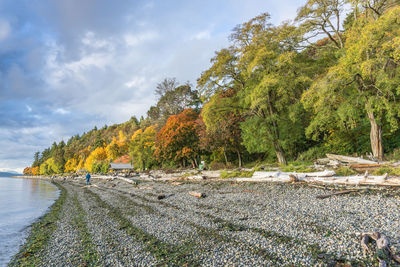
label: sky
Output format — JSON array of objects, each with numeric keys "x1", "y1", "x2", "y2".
[{"x1": 0, "y1": 0, "x2": 305, "y2": 173}]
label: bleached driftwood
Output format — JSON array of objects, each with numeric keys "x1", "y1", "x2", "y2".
[
  {"x1": 117, "y1": 176, "x2": 138, "y2": 184},
  {"x1": 234, "y1": 170, "x2": 400, "y2": 186},
  {"x1": 236, "y1": 170, "x2": 335, "y2": 182},
  {"x1": 326, "y1": 154, "x2": 377, "y2": 164},
  {"x1": 187, "y1": 175, "x2": 206, "y2": 180}
]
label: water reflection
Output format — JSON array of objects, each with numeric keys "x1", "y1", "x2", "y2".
[{"x1": 0, "y1": 178, "x2": 59, "y2": 266}]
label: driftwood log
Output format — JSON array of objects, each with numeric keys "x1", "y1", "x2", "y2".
[
  {"x1": 189, "y1": 191, "x2": 206, "y2": 198},
  {"x1": 316, "y1": 190, "x2": 359, "y2": 199},
  {"x1": 326, "y1": 154, "x2": 377, "y2": 164},
  {"x1": 289, "y1": 174, "x2": 298, "y2": 183},
  {"x1": 360, "y1": 232, "x2": 400, "y2": 266}
]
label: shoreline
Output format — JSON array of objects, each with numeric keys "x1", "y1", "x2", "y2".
[{"x1": 7, "y1": 176, "x2": 400, "y2": 266}]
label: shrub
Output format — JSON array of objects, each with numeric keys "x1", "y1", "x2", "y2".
[
  {"x1": 296, "y1": 146, "x2": 327, "y2": 162},
  {"x1": 335, "y1": 167, "x2": 357, "y2": 176},
  {"x1": 280, "y1": 162, "x2": 314, "y2": 173},
  {"x1": 371, "y1": 167, "x2": 400, "y2": 176},
  {"x1": 220, "y1": 170, "x2": 254, "y2": 178}
]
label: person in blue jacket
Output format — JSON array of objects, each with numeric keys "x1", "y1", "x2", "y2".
[{"x1": 86, "y1": 172, "x2": 91, "y2": 185}]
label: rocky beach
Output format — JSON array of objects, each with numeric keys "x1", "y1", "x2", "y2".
[{"x1": 8, "y1": 175, "x2": 400, "y2": 266}]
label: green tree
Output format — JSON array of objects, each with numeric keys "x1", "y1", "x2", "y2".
[
  {"x1": 148, "y1": 81, "x2": 200, "y2": 123},
  {"x1": 303, "y1": 6, "x2": 400, "y2": 160},
  {"x1": 296, "y1": 0, "x2": 346, "y2": 49},
  {"x1": 236, "y1": 16, "x2": 311, "y2": 164},
  {"x1": 201, "y1": 90, "x2": 245, "y2": 167}
]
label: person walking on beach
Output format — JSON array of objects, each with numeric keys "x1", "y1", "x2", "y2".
[{"x1": 86, "y1": 172, "x2": 91, "y2": 185}]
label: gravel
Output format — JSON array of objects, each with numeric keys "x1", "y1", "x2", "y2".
[{"x1": 18, "y1": 177, "x2": 400, "y2": 266}]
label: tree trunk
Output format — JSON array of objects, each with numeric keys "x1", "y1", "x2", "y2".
[
  {"x1": 236, "y1": 150, "x2": 242, "y2": 168},
  {"x1": 223, "y1": 148, "x2": 228, "y2": 165},
  {"x1": 367, "y1": 111, "x2": 383, "y2": 161},
  {"x1": 273, "y1": 141, "x2": 287, "y2": 165}
]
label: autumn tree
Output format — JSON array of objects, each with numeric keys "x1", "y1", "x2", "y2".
[
  {"x1": 64, "y1": 158, "x2": 78, "y2": 173},
  {"x1": 155, "y1": 109, "x2": 200, "y2": 167},
  {"x1": 84, "y1": 147, "x2": 108, "y2": 172},
  {"x1": 23, "y1": 167, "x2": 33, "y2": 176},
  {"x1": 129, "y1": 125, "x2": 157, "y2": 170},
  {"x1": 105, "y1": 137, "x2": 120, "y2": 161}
]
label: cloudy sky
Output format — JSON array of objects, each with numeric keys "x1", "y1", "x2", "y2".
[{"x1": 0, "y1": 0, "x2": 304, "y2": 172}]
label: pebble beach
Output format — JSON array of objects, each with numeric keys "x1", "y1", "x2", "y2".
[{"x1": 8, "y1": 176, "x2": 400, "y2": 266}]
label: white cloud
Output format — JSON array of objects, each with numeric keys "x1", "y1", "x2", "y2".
[
  {"x1": 124, "y1": 76, "x2": 146, "y2": 88},
  {"x1": 54, "y1": 108, "x2": 70, "y2": 115},
  {"x1": 123, "y1": 31, "x2": 159, "y2": 46},
  {"x1": 26, "y1": 105, "x2": 32, "y2": 112},
  {"x1": 191, "y1": 30, "x2": 211, "y2": 40}
]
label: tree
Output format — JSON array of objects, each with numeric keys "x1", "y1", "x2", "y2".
[
  {"x1": 296, "y1": 0, "x2": 346, "y2": 49},
  {"x1": 32, "y1": 166, "x2": 39, "y2": 176},
  {"x1": 129, "y1": 125, "x2": 157, "y2": 170},
  {"x1": 303, "y1": 5, "x2": 400, "y2": 160},
  {"x1": 347, "y1": 0, "x2": 399, "y2": 20},
  {"x1": 155, "y1": 109, "x2": 200, "y2": 167},
  {"x1": 23, "y1": 167, "x2": 33, "y2": 175},
  {"x1": 148, "y1": 82, "x2": 200, "y2": 123},
  {"x1": 201, "y1": 90, "x2": 245, "y2": 167},
  {"x1": 197, "y1": 47, "x2": 245, "y2": 101},
  {"x1": 155, "y1": 77, "x2": 178, "y2": 99},
  {"x1": 32, "y1": 152, "x2": 40, "y2": 167},
  {"x1": 64, "y1": 158, "x2": 78, "y2": 173},
  {"x1": 105, "y1": 137, "x2": 120, "y2": 160},
  {"x1": 84, "y1": 147, "x2": 107, "y2": 172}
]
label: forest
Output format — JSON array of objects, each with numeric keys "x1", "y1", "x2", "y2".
[{"x1": 24, "y1": 0, "x2": 400, "y2": 175}]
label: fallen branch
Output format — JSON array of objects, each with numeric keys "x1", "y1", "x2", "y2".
[
  {"x1": 316, "y1": 190, "x2": 359, "y2": 199},
  {"x1": 188, "y1": 191, "x2": 206, "y2": 198}
]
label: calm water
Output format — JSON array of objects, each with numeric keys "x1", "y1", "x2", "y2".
[{"x1": 0, "y1": 177, "x2": 59, "y2": 266}]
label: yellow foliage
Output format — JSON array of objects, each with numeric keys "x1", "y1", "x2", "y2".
[
  {"x1": 131, "y1": 129, "x2": 143, "y2": 141},
  {"x1": 64, "y1": 158, "x2": 78, "y2": 173},
  {"x1": 118, "y1": 130, "x2": 127, "y2": 146},
  {"x1": 84, "y1": 147, "x2": 107, "y2": 171},
  {"x1": 105, "y1": 136, "x2": 120, "y2": 161},
  {"x1": 77, "y1": 158, "x2": 85, "y2": 170},
  {"x1": 32, "y1": 166, "x2": 40, "y2": 175}
]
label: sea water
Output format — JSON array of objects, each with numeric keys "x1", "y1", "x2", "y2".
[{"x1": 0, "y1": 177, "x2": 59, "y2": 266}]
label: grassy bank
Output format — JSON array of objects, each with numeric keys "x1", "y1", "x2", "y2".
[{"x1": 8, "y1": 182, "x2": 66, "y2": 267}]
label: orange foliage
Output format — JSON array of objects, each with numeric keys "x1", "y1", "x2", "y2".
[
  {"x1": 155, "y1": 109, "x2": 200, "y2": 165},
  {"x1": 23, "y1": 167, "x2": 33, "y2": 175},
  {"x1": 32, "y1": 166, "x2": 40, "y2": 175}
]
